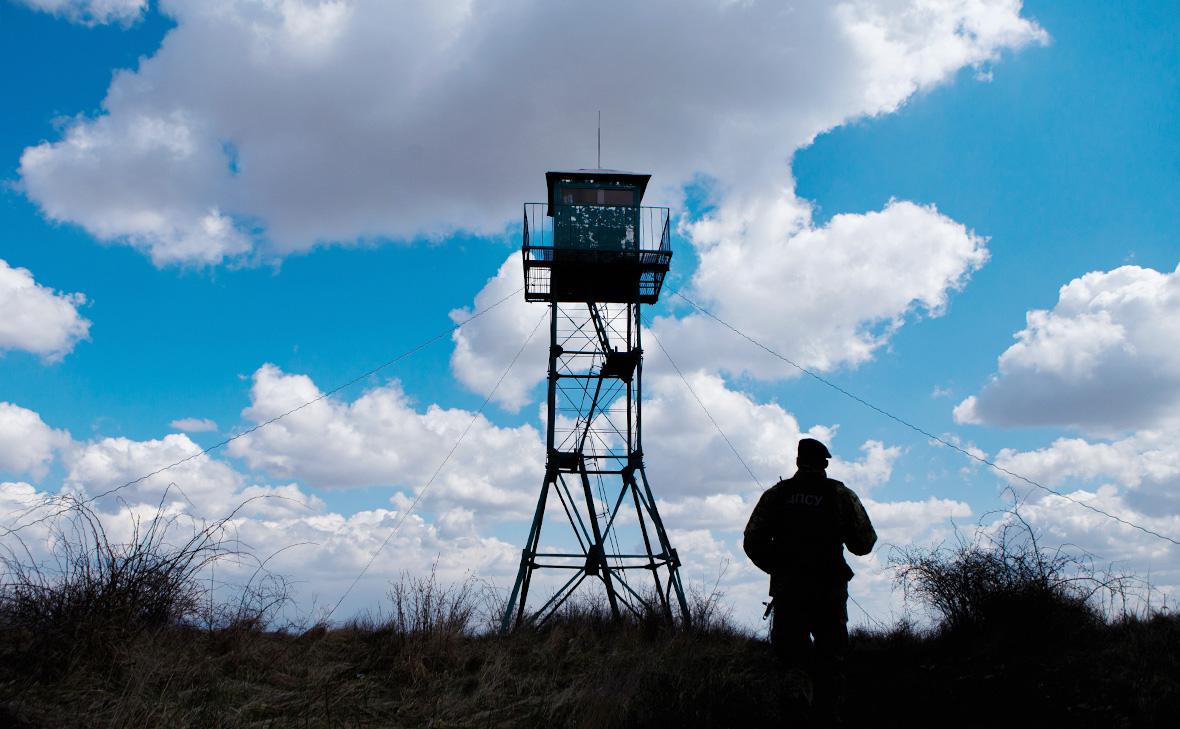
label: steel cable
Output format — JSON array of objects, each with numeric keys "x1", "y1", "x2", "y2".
[
  {"x1": 1, "y1": 287, "x2": 524, "y2": 537},
  {"x1": 668, "y1": 288, "x2": 1180, "y2": 547},
  {"x1": 322, "y1": 307, "x2": 547, "y2": 621}
]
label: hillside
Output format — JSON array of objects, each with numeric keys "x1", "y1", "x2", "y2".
[
  {"x1": 1, "y1": 501, "x2": 1177, "y2": 727},
  {"x1": 1, "y1": 607, "x2": 1177, "y2": 728}
]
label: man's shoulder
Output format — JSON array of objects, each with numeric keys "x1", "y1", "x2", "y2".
[
  {"x1": 756, "y1": 479, "x2": 789, "y2": 502},
  {"x1": 760, "y1": 474, "x2": 854, "y2": 497},
  {"x1": 826, "y1": 479, "x2": 866, "y2": 505}
]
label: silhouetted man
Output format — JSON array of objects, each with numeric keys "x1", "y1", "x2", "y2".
[{"x1": 743, "y1": 438, "x2": 876, "y2": 723}]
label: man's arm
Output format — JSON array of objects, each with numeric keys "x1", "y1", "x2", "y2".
[
  {"x1": 743, "y1": 489, "x2": 778, "y2": 574},
  {"x1": 839, "y1": 486, "x2": 877, "y2": 556}
]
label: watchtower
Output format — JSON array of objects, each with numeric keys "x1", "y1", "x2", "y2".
[{"x1": 502, "y1": 169, "x2": 690, "y2": 629}]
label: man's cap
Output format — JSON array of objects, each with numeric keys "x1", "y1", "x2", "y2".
[{"x1": 798, "y1": 438, "x2": 832, "y2": 461}]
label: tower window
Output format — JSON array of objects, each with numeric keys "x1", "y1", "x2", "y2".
[{"x1": 560, "y1": 187, "x2": 636, "y2": 206}]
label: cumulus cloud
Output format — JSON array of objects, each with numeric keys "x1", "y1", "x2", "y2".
[
  {"x1": 995, "y1": 487, "x2": 1180, "y2": 564},
  {"x1": 18, "y1": 0, "x2": 1044, "y2": 265},
  {"x1": 661, "y1": 198, "x2": 989, "y2": 378},
  {"x1": 865, "y1": 495, "x2": 973, "y2": 547},
  {"x1": 949, "y1": 344, "x2": 1180, "y2": 604},
  {"x1": 170, "y1": 417, "x2": 218, "y2": 433},
  {"x1": 0, "y1": 259, "x2": 91, "y2": 361},
  {"x1": 449, "y1": 252, "x2": 547, "y2": 412},
  {"x1": 993, "y1": 429, "x2": 1180, "y2": 517},
  {"x1": 947, "y1": 482, "x2": 1180, "y2": 615},
  {"x1": 226, "y1": 364, "x2": 543, "y2": 518},
  {"x1": 0, "y1": 395, "x2": 521, "y2": 621},
  {"x1": 642, "y1": 369, "x2": 834, "y2": 496},
  {"x1": 0, "y1": 402, "x2": 70, "y2": 479},
  {"x1": 16, "y1": 0, "x2": 146, "y2": 26},
  {"x1": 956, "y1": 263, "x2": 1180, "y2": 432},
  {"x1": 64, "y1": 432, "x2": 251, "y2": 515},
  {"x1": 638, "y1": 370, "x2": 901, "y2": 522},
  {"x1": 947, "y1": 263, "x2": 1180, "y2": 612}
]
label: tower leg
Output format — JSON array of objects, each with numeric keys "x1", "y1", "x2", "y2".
[
  {"x1": 501, "y1": 476, "x2": 550, "y2": 632},
  {"x1": 628, "y1": 471, "x2": 673, "y2": 622},
  {"x1": 638, "y1": 467, "x2": 692, "y2": 624},
  {"x1": 579, "y1": 463, "x2": 621, "y2": 620}
]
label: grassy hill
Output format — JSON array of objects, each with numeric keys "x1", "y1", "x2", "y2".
[
  {"x1": 1, "y1": 500, "x2": 1177, "y2": 727},
  {"x1": 1, "y1": 604, "x2": 1177, "y2": 727}
]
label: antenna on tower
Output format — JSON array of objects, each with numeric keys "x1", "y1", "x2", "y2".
[{"x1": 597, "y1": 111, "x2": 601, "y2": 168}]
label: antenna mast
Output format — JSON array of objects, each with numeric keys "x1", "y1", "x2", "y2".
[{"x1": 597, "y1": 111, "x2": 601, "y2": 168}]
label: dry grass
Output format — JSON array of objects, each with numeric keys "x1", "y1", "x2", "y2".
[{"x1": 1, "y1": 500, "x2": 1178, "y2": 728}]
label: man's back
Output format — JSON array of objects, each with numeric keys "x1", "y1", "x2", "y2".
[{"x1": 744, "y1": 471, "x2": 876, "y2": 592}]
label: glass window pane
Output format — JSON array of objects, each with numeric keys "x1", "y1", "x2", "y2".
[{"x1": 602, "y1": 189, "x2": 634, "y2": 206}]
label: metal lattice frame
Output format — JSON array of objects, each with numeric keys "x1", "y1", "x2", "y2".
[{"x1": 502, "y1": 301, "x2": 690, "y2": 630}]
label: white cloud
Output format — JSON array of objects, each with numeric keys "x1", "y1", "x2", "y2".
[
  {"x1": 640, "y1": 370, "x2": 900, "y2": 507},
  {"x1": 660, "y1": 493, "x2": 753, "y2": 532},
  {"x1": 0, "y1": 481, "x2": 55, "y2": 548},
  {"x1": 18, "y1": 0, "x2": 1044, "y2": 265},
  {"x1": 449, "y1": 252, "x2": 547, "y2": 412},
  {"x1": 956, "y1": 263, "x2": 1180, "y2": 432},
  {"x1": 642, "y1": 369, "x2": 833, "y2": 497},
  {"x1": 0, "y1": 402, "x2": 69, "y2": 479},
  {"x1": 830, "y1": 440, "x2": 903, "y2": 491},
  {"x1": 64, "y1": 432, "x2": 249, "y2": 515},
  {"x1": 993, "y1": 429, "x2": 1180, "y2": 516},
  {"x1": 226, "y1": 364, "x2": 543, "y2": 519},
  {"x1": 864, "y1": 495, "x2": 973, "y2": 547},
  {"x1": 0, "y1": 259, "x2": 91, "y2": 361},
  {"x1": 996, "y1": 486, "x2": 1180, "y2": 565},
  {"x1": 16, "y1": 0, "x2": 146, "y2": 26},
  {"x1": 946, "y1": 263, "x2": 1180, "y2": 611},
  {"x1": 662, "y1": 198, "x2": 989, "y2": 378},
  {"x1": 170, "y1": 417, "x2": 219, "y2": 433}
]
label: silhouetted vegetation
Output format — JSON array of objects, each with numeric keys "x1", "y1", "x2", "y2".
[
  {"x1": 891, "y1": 511, "x2": 1132, "y2": 641},
  {"x1": 1, "y1": 500, "x2": 1177, "y2": 727}
]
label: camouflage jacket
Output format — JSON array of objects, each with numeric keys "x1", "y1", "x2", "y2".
[{"x1": 743, "y1": 471, "x2": 876, "y2": 595}]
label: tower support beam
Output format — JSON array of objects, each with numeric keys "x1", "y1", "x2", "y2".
[{"x1": 503, "y1": 301, "x2": 690, "y2": 629}]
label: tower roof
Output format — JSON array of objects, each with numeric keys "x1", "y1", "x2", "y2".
[{"x1": 545, "y1": 169, "x2": 652, "y2": 209}]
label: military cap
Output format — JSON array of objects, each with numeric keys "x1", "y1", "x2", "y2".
[{"x1": 798, "y1": 438, "x2": 832, "y2": 461}]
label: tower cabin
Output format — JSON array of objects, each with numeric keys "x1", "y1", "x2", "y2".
[{"x1": 522, "y1": 169, "x2": 672, "y2": 304}]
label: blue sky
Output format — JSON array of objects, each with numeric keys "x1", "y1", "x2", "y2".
[{"x1": 2, "y1": 0, "x2": 1178, "y2": 625}]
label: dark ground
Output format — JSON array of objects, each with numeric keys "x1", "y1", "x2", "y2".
[{"x1": 1, "y1": 609, "x2": 1177, "y2": 728}]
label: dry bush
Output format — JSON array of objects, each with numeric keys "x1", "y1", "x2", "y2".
[
  {"x1": 0, "y1": 492, "x2": 291, "y2": 676},
  {"x1": 684, "y1": 561, "x2": 737, "y2": 634},
  {"x1": 386, "y1": 563, "x2": 480, "y2": 638},
  {"x1": 890, "y1": 508, "x2": 1131, "y2": 640}
]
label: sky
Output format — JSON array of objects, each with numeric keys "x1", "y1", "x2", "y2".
[{"x1": 2, "y1": 0, "x2": 1179, "y2": 629}]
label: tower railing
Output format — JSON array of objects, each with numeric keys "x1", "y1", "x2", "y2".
[{"x1": 522, "y1": 203, "x2": 672, "y2": 303}]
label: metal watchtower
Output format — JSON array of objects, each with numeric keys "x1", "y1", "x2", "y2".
[{"x1": 502, "y1": 169, "x2": 690, "y2": 630}]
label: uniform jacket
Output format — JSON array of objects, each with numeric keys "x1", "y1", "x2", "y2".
[{"x1": 743, "y1": 470, "x2": 877, "y2": 596}]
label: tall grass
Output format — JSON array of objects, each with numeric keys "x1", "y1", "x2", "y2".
[{"x1": 0, "y1": 493, "x2": 290, "y2": 677}]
